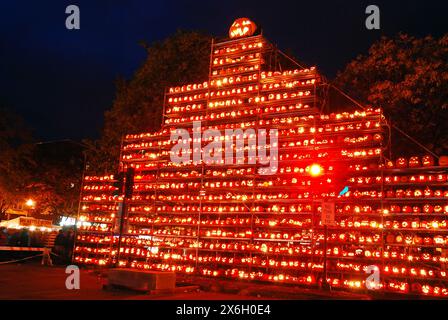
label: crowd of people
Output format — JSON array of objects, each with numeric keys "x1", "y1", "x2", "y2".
[{"x1": 0, "y1": 227, "x2": 75, "y2": 264}]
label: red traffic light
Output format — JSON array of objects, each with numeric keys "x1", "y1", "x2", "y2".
[{"x1": 308, "y1": 164, "x2": 323, "y2": 177}]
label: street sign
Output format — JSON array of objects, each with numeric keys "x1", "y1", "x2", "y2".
[{"x1": 321, "y1": 201, "x2": 336, "y2": 226}]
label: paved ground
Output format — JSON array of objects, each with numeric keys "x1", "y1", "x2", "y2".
[
  {"x1": 0, "y1": 263, "x2": 267, "y2": 300},
  {"x1": 0, "y1": 262, "x2": 370, "y2": 300}
]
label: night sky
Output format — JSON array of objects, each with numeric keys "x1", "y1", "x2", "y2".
[{"x1": 1, "y1": 0, "x2": 447, "y2": 141}]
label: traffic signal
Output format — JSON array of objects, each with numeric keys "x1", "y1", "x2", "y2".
[
  {"x1": 112, "y1": 172, "x2": 124, "y2": 197},
  {"x1": 124, "y1": 168, "x2": 135, "y2": 198}
]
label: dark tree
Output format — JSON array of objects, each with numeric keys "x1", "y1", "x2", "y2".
[
  {"x1": 335, "y1": 33, "x2": 448, "y2": 156},
  {"x1": 0, "y1": 107, "x2": 35, "y2": 219},
  {"x1": 91, "y1": 30, "x2": 212, "y2": 173}
]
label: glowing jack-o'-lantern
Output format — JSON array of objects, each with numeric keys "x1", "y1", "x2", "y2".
[
  {"x1": 411, "y1": 219, "x2": 420, "y2": 229},
  {"x1": 409, "y1": 157, "x2": 420, "y2": 168},
  {"x1": 386, "y1": 161, "x2": 394, "y2": 169},
  {"x1": 386, "y1": 234, "x2": 395, "y2": 243},
  {"x1": 439, "y1": 155, "x2": 448, "y2": 167},
  {"x1": 229, "y1": 18, "x2": 257, "y2": 38},
  {"x1": 422, "y1": 155, "x2": 435, "y2": 167},
  {"x1": 396, "y1": 158, "x2": 408, "y2": 168},
  {"x1": 414, "y1": 236, "x2": 423, "y2": 245},
  {"x1": 402, "y1": 206, "x2": 412, "y2": 213},
  {"x1": 434, "y1": 205, "x2": 443, "y2": 213},
  {"x1": 423, "y1": 204, "x2": 434, "y2": 213},
  {"x1": 424, "y1": 188, "x2": 433, "y2": 197}
]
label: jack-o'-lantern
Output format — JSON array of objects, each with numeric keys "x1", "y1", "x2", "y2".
[
  {"x1": 414, "y1": 236, "x2": 423, "y2": 244},
  {"x1": 409, "y1": 157, "x2": 420, "y2": 167},
  {"x1": 373, "y1": 133, "x2": 382, "y2": 142},
  {"x1": 387, "y1": 190, "x2": 396, "y2": 198},
  {"x1": 436, "y1": 174, "x2": 446, "y2": 182},
  {"x1": 424, "y1": 237, "x2": 433, "y2": 245},
  {"x1": 422, "y1": 155, "x2": 435, "y2": 167},
  {"x1": 386, "y1": 234, "x2": 395, "y2": 243},
  {"x1": 402, "y1": 206, "x2": 412, "y2": 213},
  {"x1": 413, "y1": 206, "x2": 421, "y2": 213},
  {"x1": 402, "y1": 221, "x2": 409, "y2": 228},
  {"x1": 439, "y1": 155, "x2": 448, "y2": 166},
  {"x1": 405, "y1": 236, "x2": 413, "y2": 244},
  {"x1": 390, "y1": 205, "x2": 401, "y2": 213},
  {"x1": 396, "y1": 235, "x2": 404, "y2": 243},
  {"x1": 434, "y1": 205, "x2": 443, "y2": 213},
  {"x1": 434, "y1": 236, "x2": 444, "y2": 245},
  {"x1": 400, "y1": 176, "x2": 409, "y2": 183},
  {"x1": 386, "y1": 161, "x2": 394, "y2": 169},
  {"x1": 423, "y1": 204, "x2": 434, "y2": 213},
  {"x1": 444, "y1": 190, "x2": 448, "y2": 197},
  {"x1": 229, "y1": 18, "x2": 257, "y2": 39},
  {"x1": 424, "y1": 188, "x2": 433, "y2": 197},
  {"x1": 414, "y1": 189, "x2": 423, "y2": 197},
  {"x1": 396, "y1": 158, "x2": 408, "y2": 168},
  {"x1": 396, "y1": 189, "x2": 405, "y2": 198}
]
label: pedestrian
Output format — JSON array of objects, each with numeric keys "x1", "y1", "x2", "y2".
[
  {"x1": 0, "y1": 227, "x2": 8, "y2": 246},
  {"x1": 53, "y1": 229, "x2": 66, "y2": 263},
  {"x1": 18, "y1": 228, "x2": 31, "y2": 247},
  {"x1": 65, "y1": 229, "x2": 75, "y2": 263}
]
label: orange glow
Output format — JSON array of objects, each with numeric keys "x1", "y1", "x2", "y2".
[
  {"x1": 309, "y1": 164, "x2": 323, "y2": 177},
  {"x1": 25, "y1": 199, "x2": 35, "y2": 208}
]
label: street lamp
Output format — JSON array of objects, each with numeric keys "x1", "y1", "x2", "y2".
[{"x1": 25, "y1": 199, "x2": 36, "y2": 208}]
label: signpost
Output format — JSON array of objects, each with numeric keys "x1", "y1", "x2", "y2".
[{"x1": 321, "y1": 201, "x2": 335, "y2": 289}]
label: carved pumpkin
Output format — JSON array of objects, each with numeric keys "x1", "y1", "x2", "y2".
[
  {"x1": 424, "y1": 188, "x2": 433, "y2": 197},
  {"x1": 396, "y1": 158, "x2": 408, "y2": 168},
  {"x1": 414, "y1": 189, "x2": 423, "y2": 197},
  {"x1": 414, "y1": 236, "x2": 423, "y2": 244},
  {"x1": 412, "y1": 219, "x2": 420, "y2": 229},
  {"x1": 422, "y1": 155, "x2": 434, "y2": 167},
  {"x1": 438, "y1": 155, "x2": 448, "y2": 167},
  {"x1": 409, "y1": 156, "x2": 420, "y2": 168},
  {"x1": 386, "y1": 234, "x2": 395, "y2": 243},
  {"x1": 386, "y1": 161, "x2": 394, "y2": 169},
  {"x1": 402, "y1": 206, "x2": 412, "y2": 213},
  {"x1": 423, "y1": 204, "x2": 434, "y2": 213},
  {"x1": 412, "y1": 206, "x2": 421, "y2": 213},
  {"x1": 424, "y1": 237, "x2": 433, "y2": 245},
  {"x1": 229, "y1": 18, "x2": 257, "y2": 39},
  {"x1": 434, "y1": 205, "x2": 443, "y2": 213},
  {"x1": 434, "y1": 236, "x2": 444, "y2": 245}
]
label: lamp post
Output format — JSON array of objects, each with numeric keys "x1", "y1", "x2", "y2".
[
  {"x1": 25, "y1": 199, "x2": 36, "y2": 217},
  {"x1": 308, "y1": 163, "x2": 330, "y2": 290}
]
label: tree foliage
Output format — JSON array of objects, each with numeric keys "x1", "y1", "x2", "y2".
[
  {"x1": 91, "y1": 30, "x2": 212, "y2": 173},
  {"x1": 335, "y1": 33, "x2": 448, "y2": 156},
  {"x1": 0, "y1": 107, "x2": 35, "y2": 218}
]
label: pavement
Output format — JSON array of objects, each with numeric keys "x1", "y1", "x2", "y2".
[{"x1": 0, "y1": 262, "x2": 370, "y2": 300}]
